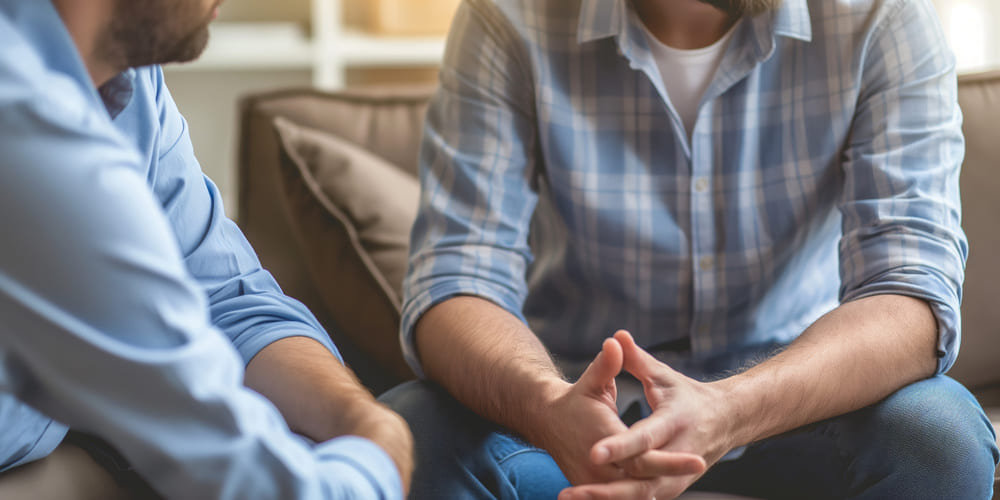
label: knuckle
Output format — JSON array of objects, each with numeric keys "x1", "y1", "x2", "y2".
[
  {"x1": 623, "y1": 456, "x2": 644, "y2": 477},
  {"x1": 637, "y1": 480, "x2": 657, "y2": 499},
  {"x1": 640, "y1": 429, "x2": 657, "y2": 450}
]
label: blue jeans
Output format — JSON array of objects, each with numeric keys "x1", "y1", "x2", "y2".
[{"x1": 380, "y1": 376, "x2": 998, "y2": 499}]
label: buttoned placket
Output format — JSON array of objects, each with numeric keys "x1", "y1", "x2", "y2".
[
  {"x1": 684, "y1": 17, "x2": 782, "y2": 354},
  {"x1": 689, "y1": 104, "x2": 717, "y2": 353}
]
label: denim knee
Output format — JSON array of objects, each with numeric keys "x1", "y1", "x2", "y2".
[
  {"x1": 379, "y1": 379, "x2": 470, "y2": 432},
  {"x1": 380, "y1": 380, "x2": 567, "y2": 500},
  {"x1": 489, "y1": 434, "x2": 569, "y2": 499},
  {"x1": 844, "y1": 376, "x2": 998, "y2": 499}
]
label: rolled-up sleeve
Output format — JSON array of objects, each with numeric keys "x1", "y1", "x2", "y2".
[
  {"x1": 145, "y1": 67, "x2": 339, "y2": 364},
  {"x1": 0, "y1": 395, "x2": 66, "y2": 472},
  {"x1": 400, "y1": 0, "x2": 541, "y2": 377},
  {"x1": 838, "y1": 0, "x2": 968, "y2": 374}
]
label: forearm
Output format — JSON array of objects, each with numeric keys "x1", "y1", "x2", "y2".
[
  {"x1": 244, "y1": 336, "x2": 376, "y2": 440},
  {"x1": 245, "y1": 336, "x2": 413, "y2": 492},
  {"x1": 715, "y1": 294, "x2": 938, "y2": 448},
  {"x1": 3, "y1": 294, "x2": 403, "y2": 499},
  {"x1": 415, "y1": 296, "x2": 569, "y2": 443}
]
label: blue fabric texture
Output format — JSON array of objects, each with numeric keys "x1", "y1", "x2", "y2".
[
  {"x1": 400, "y1": 0, "x2": 968, "y2": 381},
  {"x1": 0, "y1": 0, "x2": 401, "y2": 498},
  {"x1": 380, "y1": 381, "x2": 572, "y2": 500}
]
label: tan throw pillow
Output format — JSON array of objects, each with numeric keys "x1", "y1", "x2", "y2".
[{"x1": 273, "y1": 117, "x2": 418, "y2": 381}]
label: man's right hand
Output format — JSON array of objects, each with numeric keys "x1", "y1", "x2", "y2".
[
  {"x1": 531, "y1": 338, "x2": 631, "y2": 484},
  {"x1": 528, "y1": 338, "x2": 705, "y2": 485},
  {"x1": 530, "y1": 338, "x2": 704, "y2": 487}
]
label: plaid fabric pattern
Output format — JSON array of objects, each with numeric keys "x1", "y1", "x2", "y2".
[{"x1": 401, "y1": 0, "x2": 967, "y2": 379}]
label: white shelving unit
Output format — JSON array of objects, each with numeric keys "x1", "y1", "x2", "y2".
[
  {"x1": 169, "y1": 0, "x2": 447, "y2": 89},
  {"x1": 163, "y1": 0, "x2": 449, "y2": 215},
  {"x1": 165, "y1": 0, "x2": 997, "y2": 218}
]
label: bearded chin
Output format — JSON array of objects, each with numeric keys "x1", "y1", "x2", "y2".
[
  {"x1": 162, "y1": 24, "x2": 211, "y2": 64},
  {"x1": 697, "y1": 0, "x2": 781, "y2": 17},
  {"x1": 102, "y1": 1, "x2": 214, "y2": 70}
]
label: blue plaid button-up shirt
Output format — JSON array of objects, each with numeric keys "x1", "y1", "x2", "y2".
[{"x1": 402, "y1": 0, "x2": 967, "y2": 380}]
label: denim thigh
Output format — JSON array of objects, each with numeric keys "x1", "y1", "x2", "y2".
[
  {"x1": 691, "y1": 375, "x2": 999, "y2": 499},
  {"x1": 380, "y1": 380, "x2": 570, "y2": 500}
]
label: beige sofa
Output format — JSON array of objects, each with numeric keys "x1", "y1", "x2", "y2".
[{"x1": 237, "y1": 71, "x2": 1000, "y2": 488}]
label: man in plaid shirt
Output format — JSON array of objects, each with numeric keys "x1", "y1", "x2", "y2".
[{"x1": 384, "y1": 0, "x2": 999, "y2": 498}]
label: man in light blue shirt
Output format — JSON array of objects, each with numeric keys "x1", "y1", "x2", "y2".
[
  {"x1": 0, "y1": 0, "x2": 411, "y2": 498},
  {"x1": 383, "y1": 0, "x2": 999, "y2": 498}
]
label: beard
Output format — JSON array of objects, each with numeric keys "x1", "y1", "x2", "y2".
[
  {"x1": 697, "y1": 0, "x2": 783, "y2": 17},
  {"x1": 99, "y1": 0, "x2": 214, "y2": 69}
]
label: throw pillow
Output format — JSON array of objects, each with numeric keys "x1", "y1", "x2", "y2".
[{"x1": 273, "y1": 117, "x2": 418, "y2": 381}]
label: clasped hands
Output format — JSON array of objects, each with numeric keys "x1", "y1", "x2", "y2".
[{"x1": 536, "y1": 331, "x2": 736, "y2": 500}]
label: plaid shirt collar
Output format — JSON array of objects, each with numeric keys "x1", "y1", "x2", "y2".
[{"x1": 576, "y1": 0, "x2": 813, "y2": 57}]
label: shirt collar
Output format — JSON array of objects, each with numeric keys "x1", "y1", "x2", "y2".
[
  {"x1": 98, "y1": 69, "x2": 137, "y2": 119},
  {"x1": 746, "y1": 0, "x2": 812, "y2": 62},
  {"x1": 576, "y1": 0, "x2": 812, "y2": 47},
  {"x1": 576, "y1": 0, "x2": 626, "y2": 44}
]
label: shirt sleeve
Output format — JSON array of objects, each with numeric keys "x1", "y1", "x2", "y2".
[
  {"x1": 400, "y1": 0, "x2": 541, "y2": 377},
  {"x1": 0, "y1": 83, "x2": 400, "y2": 499},
  {"x1": 143, "y1": 66, "x2": 339, "y2": 365},
  {"x1": 837, "y1": 0, "x2": 968, "y2": 374},
  {"x1": 0, "y1": 394, "x2": 67, "y2": 472}
]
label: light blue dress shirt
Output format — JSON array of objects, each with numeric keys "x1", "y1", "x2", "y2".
[
  {"x1": 401, "y1": 0, "x2": 967, "y2": 380},
  {"x1": 0, "y1": 1, "x2": 401, "y2": 498}
]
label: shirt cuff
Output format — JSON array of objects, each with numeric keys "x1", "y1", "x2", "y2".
[
  {"x1": 232, "y1": 324, "x2": 342, "y2": 367},
  {"x1": 400, "y1": 278, "x2": 527, "y2": 379},
  {"x1": 0, "y1": 419, "x2": 68, "y2": 472},
  {"x1": 841, "y1": 271, "x2": 961, "y2": 375},
  {"x1": 926, "y1": 299, "x2": 960, "y2": 375},
  {"x1": 314, "y1": 436, "x2": 403, "y2": 500}
]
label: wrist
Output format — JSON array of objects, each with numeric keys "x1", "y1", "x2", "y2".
[
  {"x1": 518, "y1": 376, "x2": 572, "y2": 448},
  {"x1": 320, "y1": 387, "x2": 381, "y2": 440},
  {"x1": 707, "y1": 375, "x2": 763, "y2": 450}
]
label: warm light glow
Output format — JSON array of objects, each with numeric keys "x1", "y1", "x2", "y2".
[{"x1": 947, "y1": 2, "x2": 988, "y2": 70}]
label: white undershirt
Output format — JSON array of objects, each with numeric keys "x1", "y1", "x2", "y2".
[{"x1": 641, "y1": 22, "x2": 740, "y2": 138}]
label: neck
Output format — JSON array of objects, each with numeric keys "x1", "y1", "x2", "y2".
[
  {"x1": 632, "y1": 0, "x2": 737, "y2": 50},
  {"x1": 50, "y1": 0, "x2": 120, "y2": 86}
]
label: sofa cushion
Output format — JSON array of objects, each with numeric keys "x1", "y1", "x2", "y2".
[
  {"x1": 951, "y1": 70, "x2": 1000, "y2": 398},
  {"x1": 238, "y1": 87, "x2": 433, "y2": 393},
  {"x1": 273, "y1": 117, "x2": 419, "y2": 381}
]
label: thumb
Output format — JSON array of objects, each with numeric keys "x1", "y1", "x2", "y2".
[
  {"x1": 614, "y1": 330, "x2": 665, "y2": 380},
  {"x1": 576, "y1": 337, "x2": 623, "y2": 397}
]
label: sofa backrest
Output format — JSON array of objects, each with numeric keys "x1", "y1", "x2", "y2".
[
  {"x1": 950, "y1": 70, "x2": 1000, "y2": 401},
  {"x1": 237, "y1": 87, "x2": 433, "y2": 393}
]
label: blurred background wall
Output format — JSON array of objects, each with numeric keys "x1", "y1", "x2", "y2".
[
  {"x1": 163, "y1": 0, "x2": 451, "y2": 215},
  {"x1": 162, "y1": 0, "x2": 1000, "y2": 217}
]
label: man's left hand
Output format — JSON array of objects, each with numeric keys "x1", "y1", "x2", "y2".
[{"x1": 559, "y1": 330, "x2": 736, "y2": 500}]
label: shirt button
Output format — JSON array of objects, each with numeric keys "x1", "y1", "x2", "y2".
[
  {"x1": 694, "y1": 177, "x2": 709, "y2": 193},
  {"x1": 699, "y1": 255, "x2": 714, "y2": 271}
]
